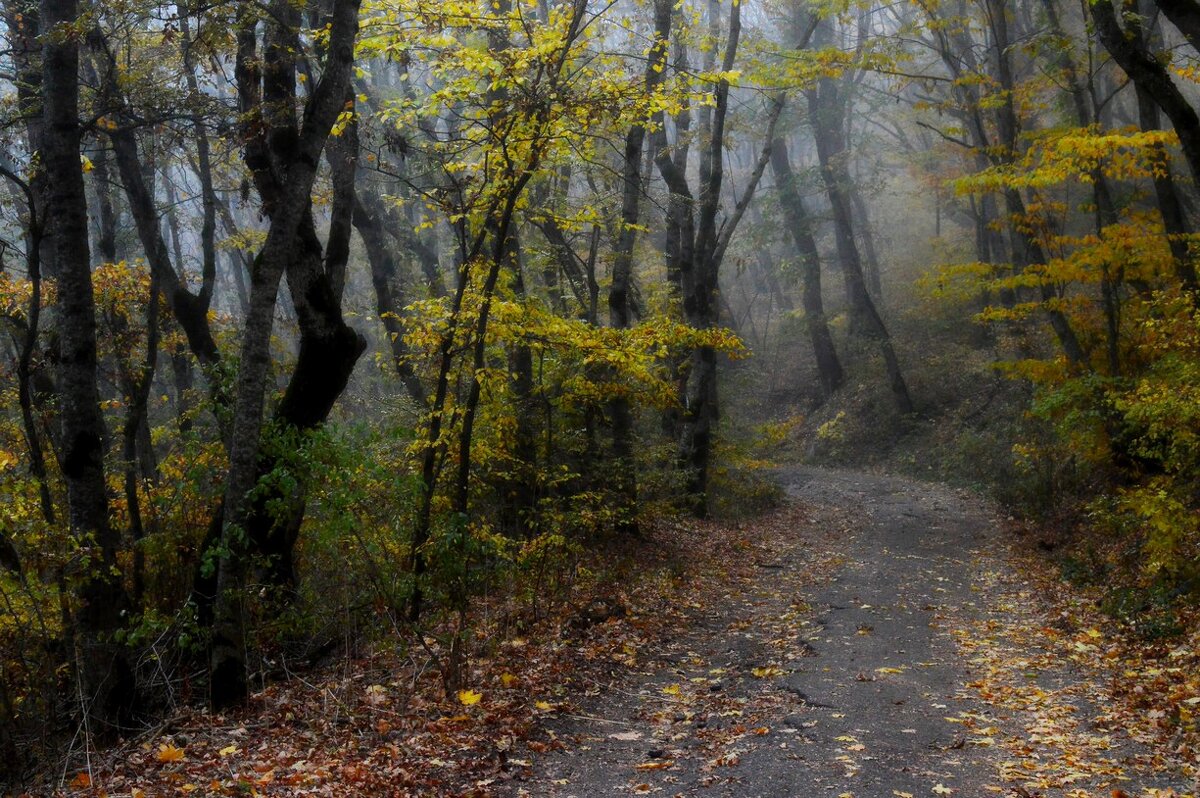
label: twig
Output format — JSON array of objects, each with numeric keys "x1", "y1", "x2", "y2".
[{"x1": 561, "y1": 712, "x2": 636, "y2": 726}]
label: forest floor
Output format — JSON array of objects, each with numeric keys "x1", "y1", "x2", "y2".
[
  {"x1": 506, "y1": 467, "x2": 1199, "y2": 798},
  {"x1": 42, "y1": 468, "x2": 1200, "y2": 798}
]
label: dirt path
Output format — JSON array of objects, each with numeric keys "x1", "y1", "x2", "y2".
[{"x1": 507, "y1": 468, "x2": 1195, "y2": 798}]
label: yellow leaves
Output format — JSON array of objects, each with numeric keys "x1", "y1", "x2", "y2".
[
  {"x1": 955, "y1": 125, "x2": 1178, "y2": 196},
  {"x1": 750, "y1": 665, "x2": 784, "y2": 678},
  {"x1": 330, "y1": 108, "x2": 357, "y2": 137},
  {"x1": 661, "y1": 684, "x2": 682, "y2": 696},
  {"x1": 500, "y1": 672, "x2": 518, "y2": 687},
  {"x1": 80, "y1": 155, "x2": 94, "y2": 173},
  {"x1": 534, "y1": 700, "x2": 555, "y2": 711},
  {"x1": 457, "y1": 689, "x2": 483, "y2": 706},
  {"x1": 155, "y1": 742, "x2": 185, "y2": 762},
  {"x1": 219, "y1": 744, "x2": 240, "y2": 757},
  {"x1": 876, "y1": 666, "x2": 906, "y2": 674},
  {"x1": 932, "y1": 785, "x2": 954, "y2": 795},
  {"x1": 0, "y1": 449, "x2": 18, "y2": 472}
]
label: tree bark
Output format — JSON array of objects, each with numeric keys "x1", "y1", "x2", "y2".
[
  {"x1": 1090, "y1": 0, "x2": 1200, "y2": 185},
  {"x1": 1155, "y1": 0, "x2": 1200, "y2": 53},
  {"x1": 210, "y1": 0, "x2": 361, "y2": 709},
  {"x1": 769, "y1": 137, "x2": 845, "y2": 399},
  {"x1": 353, "y1": 194, "x2": 428, "y2": 404},
  {"x1": 807, "y1": 70, "x2": 913, "y2": 414},
  {"x1": 605, "y1": 0, "x2": 672, "y2": 533},
  {"x1": 1127, "y1": 2, "x2": 1199, "y2": 294},
  {"x1": 42, "y1": 0, "x2": 134, "y2": 730}
]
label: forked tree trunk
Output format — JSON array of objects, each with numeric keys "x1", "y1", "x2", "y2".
[{"x1": 210, "y1": 0, "x2": 361, "y2": 708}]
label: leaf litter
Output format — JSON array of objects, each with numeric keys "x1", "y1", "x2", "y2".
[{"x1": 36, "y1": 472, "x2": 1200, "y2": 798}]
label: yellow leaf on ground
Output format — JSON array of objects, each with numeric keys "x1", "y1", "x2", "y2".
[
  {"x1": 156, "y1": 743, "x2": 185, "y2": 762},
  {"x1": 457, "y1": 689, "x2": 483, "y2": 706},
  {"x1": 751, "y1": 666, "x2": 785, "y2": 678}
]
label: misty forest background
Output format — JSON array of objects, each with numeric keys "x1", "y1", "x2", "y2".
[{"x1": 2, "y1": 0, "x2": 1200, "y2": 782}]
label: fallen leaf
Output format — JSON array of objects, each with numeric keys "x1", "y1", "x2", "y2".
[
  {"x1": 457, "y1": 689, "x2": 483, "y2": 706},
  {"x1": 156, "y1": 742, "x2": 185, "y2": 763}
]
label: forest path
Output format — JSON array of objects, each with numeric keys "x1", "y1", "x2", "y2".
[{"x1": 507, "y1": 467, "x2": 1192, "y2": 798}]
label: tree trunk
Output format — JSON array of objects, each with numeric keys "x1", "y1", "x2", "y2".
[
  {"x1": 807, "y1": 75, "x2": 913, "y2": 414},
  {"x1": 1128, "y1": 2, "x2": 1199, "y2": 294},
  {"x1": 849, "y1": 184, "x2": 883, "y2": 299},
  {"x1": 770, "y1": 136, "x2": 844, "y2": 399},
  {"x1": 353, "y1": 193, "x2": 428, "y2": 404},
  {"x1": 605, "y1": 0, "x2": 672, "y2": 532},
  {"x1": 210, "y1": 0, "x2": 361, "y2": 709},
  {"x1": 1090, "y1": 0, "x2": 1200, "y2": 186},
  {"x1": 42, "y1": 0, "x2": 134, "y2": 730},
  {"x1": 983, "y1": 0, "x2": 1086, "y2": 365}
]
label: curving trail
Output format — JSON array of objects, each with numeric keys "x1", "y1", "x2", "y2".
[{"x1": 507, "y1": 468, "x2": 1194, "y2": 798}]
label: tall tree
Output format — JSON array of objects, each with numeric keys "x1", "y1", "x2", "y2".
[
  {"x1": 606, "y1": 0, "x2": 673, "y2": 531},
  {"x1": 41, "y1": 0, "x2": 133, "y2": 729},
  {"x1": 209, "y1": 0, "x2": 363, "y2": 708},
  {"x1": 806, "y1": 14, "x2": 913, "y2": 413},
  {"x1": 653, "y1": 0, "x2": 782, "y2": 513},
  {"x1": 769, "y1": 136, "x2": 844, "y2": 399}
]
